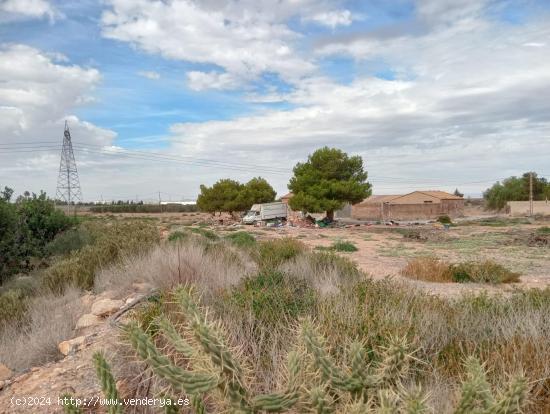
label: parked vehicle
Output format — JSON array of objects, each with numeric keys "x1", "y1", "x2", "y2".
[{"x1": 242, "y1": 202, "x2": 287, "y2": 224}]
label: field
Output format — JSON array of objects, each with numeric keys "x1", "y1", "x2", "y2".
[{"x1": 0, "y1": 211, "x2": 549, "y2": 413}]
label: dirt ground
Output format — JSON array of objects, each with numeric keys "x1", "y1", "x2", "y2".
[
  {"x1": 81, "y1": 210, "x2": 550, "y2": 297},
  {"x1": 240, "y1": 221, "x2": 550, "y2": 297}
]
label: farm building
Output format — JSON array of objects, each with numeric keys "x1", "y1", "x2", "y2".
[{"x1": 352, "y1": 191, "x2": 464, "y2": 221}]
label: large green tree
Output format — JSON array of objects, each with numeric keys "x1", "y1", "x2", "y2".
[
  {"x1": 197, "y1": 179, "x2": 246, "y2": 215},
  {"x1": 197, "y1": 177, "x2": 277, "y2": 215},
  {"x1": 483, "y1": 172, "x2": 550, "y2": 210},
  {"x1": 238, "y1": 177, "x2": 276, "y2": 208},
  {"x1": 288, "y1": 147, "x2": 371, "y2": 220}
]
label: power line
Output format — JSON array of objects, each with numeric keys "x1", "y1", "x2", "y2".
[{"x1": 0, "y1": 141, "x2": 291, "y2": 173}]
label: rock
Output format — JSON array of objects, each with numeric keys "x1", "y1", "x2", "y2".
[
  {"x1": 91, "y1": 299, "x2": 123, "y2": 317},
  {"x1": 58, "y1": 336, "x2": 87, "y2": 356},
  {"x1": 98, "y1": 290, "x2": 117, "y2": 299},
  {"x1": 75, "y1": 314, "x2": 102, "y2": 329},
  {"x1": 0, "y1": 364, "x2": 12, "y2": 381},
  {"x1": 133, "y1": 282, "x2": 153, "y2": 292},
  {"x1": 80, "y1": 293, "x2": 95, "y2": 308},
  {"x1": 125, "y1": 295, "x2": 140, "y2": 305}
]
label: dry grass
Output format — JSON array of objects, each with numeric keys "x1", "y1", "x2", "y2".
[
  {"x1": 402, "y1": 257, "x2": 521, "y2": 284},
  {"x1": 0, "y1": 287, "x2": 85, "y2": 372},
  {"x1": 401, "y1": 257, "x2": 453, "y2": 282},
  {"x1": 95, "y1": 240, "x2": 255, "y2": 300}
]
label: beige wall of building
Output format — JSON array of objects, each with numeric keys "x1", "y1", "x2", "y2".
[
  {"x1": 351, "y1": 191, "x2": 465, "y2": 221},
  {"x1": 508, "y1": 200, "x2": 550, "y2": 216}
]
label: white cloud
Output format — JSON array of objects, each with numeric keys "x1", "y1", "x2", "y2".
[
  {"x1": 101, "y1": 0, "x2": 323, "y2": 89},
  {"x1": 186, "y1": 70, "x2": 239, "y2": 91},
  {"x1": 137, "y1": 70, "x2": 160, "y2": 80},
  {"x1": 0, "y1": 0, "x2": 59, "y2": 22},
  {"x1": 161, "y1": 9, "x2": 550, "y2": 196},
  {"x1": 304, "y1": 10, "x2": 353, "y2": 29}
]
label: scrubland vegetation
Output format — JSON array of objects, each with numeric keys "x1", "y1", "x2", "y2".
[
  {"x1": 0, "y1": 194, "x2": 549, "y2": 412},
  {"x1": 72, "y1": 230, "x2": 548, "y2": 412}
]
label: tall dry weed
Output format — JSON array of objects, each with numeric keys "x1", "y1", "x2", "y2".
[{"x1": 0, "y1": 287, "x2": 85, "y2": 371}]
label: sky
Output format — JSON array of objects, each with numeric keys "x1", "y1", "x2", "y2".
[{"x1": 1, "y1": 0, "x2": 549, "y2": 202}]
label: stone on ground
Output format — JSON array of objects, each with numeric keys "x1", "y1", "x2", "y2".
[{"x1": 91, "y1": 298, "x2": 123, "y2": 317}]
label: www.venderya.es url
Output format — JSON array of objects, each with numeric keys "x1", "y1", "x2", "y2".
[{"x1": 10, "y1": 396, "x2": 190, "y2": 408}]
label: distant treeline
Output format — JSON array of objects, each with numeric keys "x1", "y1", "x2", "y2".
[{"x1": 88, "y1": 203, "x2": 198, "y2": 213}]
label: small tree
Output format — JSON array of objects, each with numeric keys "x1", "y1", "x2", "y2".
[
  {"x1": 197, "y1": 179, "x2": 245, "y2": 215},
  {"x1": 483, "y1": 172, "x2": 549, "y2": 210},
  {"x1": 288, "y1": 147, "x2": 371, "y2": 220},
  {"x1": 238, "y1": 177, "x2": 276, "y2": 210},
  {"x1": 453, "y1": 188, "x2": 464, "y2": 198}
]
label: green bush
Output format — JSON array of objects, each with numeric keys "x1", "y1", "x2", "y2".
[
  {"x1": 228, "y1": 270, "x2": 316, "y2": 325},
  {"x1": 536, "y1": 226, "x2": 550, "y2": 235},
  {"x1": 437, "y1": 215, "x2": 452, "y2": 224},
  {"x1": 258, "y1": 238, "x2": 305, "y2": 269},
  {"x1": 167, "y1": 230, "x2": 188, "y2": 242},
  {"x1": 43, "y1": 221, "x2": 159, "y2": 293},
  {"x1": 450, "y1": 260, "x2": 520, "y2": 284},
  {"x1": 46, "y1": 226, "x2": 94, "y2": 256},
  {"x1": 189, "y1": 227, "x2": 219, "y2": 240},
  {"x1": 330, "y1": 240, "x2": 358, "y2": 252},
  {"x1": 0, "y1": 190, "x2": 74, "y2": 283},
  {"x1": 224, "y1": 231, "x2": 256, "y2": 248}
]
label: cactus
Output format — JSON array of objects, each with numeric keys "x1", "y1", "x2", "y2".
[
  {"x1": 64, "y1": 286, "x2": 529, "y2": 414},
  {"x1": 376, "y1": 336, "x2": 410, "y2": 387},
  {"x1": 309, "y1": 386, "x2": 334, "y2": 414},
  {"x1": 377, "y1": 389, "x2": 399, "y2": 414},
  {"x1": 124, "y1": 322, "x2": 219, "y2": 395},
  {"x1": 454, "y1": 357, "x2": 528, "y2": 414},
  {"x1": 93, "y1": 352, "x2": 124, "y2": 414},
  {"x1": 399, "y1": 386, "x2": 429, "y2": 414},
  {"x1": 301, "y1": 320, "x2": 368, "y2": 395}
]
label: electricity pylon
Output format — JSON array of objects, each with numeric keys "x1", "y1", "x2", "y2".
[{"x1": 56, "y1": 121, "x2": 82, "y2": 212}]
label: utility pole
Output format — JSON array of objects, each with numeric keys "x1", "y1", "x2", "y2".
[
  {"x1": 158, "y1": 191, "x2": 162, "y2": 213},
  {"x1": 56, "y1": 121, "x2": 82, "y2": 216},
  {"x1": 529, "y1": 172, "x2": 534, "y2": 216}
]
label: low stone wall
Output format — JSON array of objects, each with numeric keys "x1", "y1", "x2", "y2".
[
  {"x1": 508, "y1": 200, "x2": 550, "y2": 216},
  {"x1": 351, "y1": 200, "x2": 464, "y2": 221}
]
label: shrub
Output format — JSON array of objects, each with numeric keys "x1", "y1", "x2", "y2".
[
  {"x1": 401, "y1": 257, "x2": 453, "y2": 282},
  {"x1": 0, "y1": 289, "x2": 28, "y2": 327},
  {"x1": 167, "y1": 230, "x2": 188, "y2": 242},
  {"x1": 536, "y1": 226, "x2": 550, "y2": 235},
  {"x1": 258, "y1": 238, "x2": 305, "y2": 269},
  {"x1": 311, "y1": 251, "x2": 361, "y2": 279},
  {"x1": 189, "y1": 227, "x2": 219, "y2": 240},
  {"x1": 437, "y1": 215, "x2": 452, "y2": 225},
  {"x1": 402, "y1": 258, "x2": 520, "y2": 284},
  {"x1": 228, "y1": 270, "x2": 316, "y2": 325},
  {"x1": 330, "y1": 240, "x2": 358, "y2": 252},
  {"x1": 46, "y1": 226, "x2": 94, "y2": 256},
  {"x1": 449, "y1": 260, "x2": 520, "y2": 284},
  {"x1": 0, "y1": 288, "x2": 84, "y2": 372},
  {"x1": 224, "y1": 231, "x2": 256, "y2": 248},
  {"x1": 43, "y1": 221, "x2": 159, "y2": 293}
]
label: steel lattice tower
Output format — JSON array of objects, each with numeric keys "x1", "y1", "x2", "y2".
[{"x1": 56, "y1": 121, "x2": 82, "y2": 206}]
